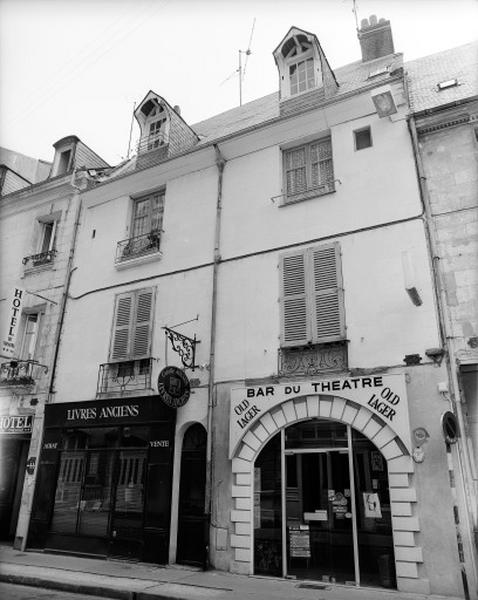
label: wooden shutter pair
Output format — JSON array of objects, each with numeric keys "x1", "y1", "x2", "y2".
[
  {"x1": 280, "y1": 243, "x2": 345, "y2": 347},
  {"x1": 110, "y1": 288, "x2": 154, "y2": 361}
]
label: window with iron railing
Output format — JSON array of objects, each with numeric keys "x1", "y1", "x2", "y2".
[
  {"x1": 116, "y1": 191, "x2": 164, "y2": 263},
  {"x1": 282, "y1": 138, "x2": 334, "y2": 205},
  {"x1": 23, "y1": 217, "x2": 59, "y2": 269}
]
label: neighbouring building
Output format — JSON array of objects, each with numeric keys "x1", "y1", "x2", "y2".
[
  {"x1": 0, "y1": 136, "x2": 109, "y2": 550},
  {"x1": 13, "y1": 15, "x2": 478, "y2": 600},
  {"x1": 407, "y1": 40, "x2": 478, "y2": 597},
  {"x1": 0, "y1": 147, "x2": 51, "y2": 196}
]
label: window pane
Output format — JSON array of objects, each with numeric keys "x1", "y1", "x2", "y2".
[
  {"x1": 253, "y1": 433, "x2": 282, "y2": 576},
  {"x1": 40, "y1": 222, "x2": 54, "y2": 253},
  {"x1": 150, "y1": 192, "x2": 164, "y2": 231},
  {"x1": 20, "y1": 314, "x2": 38, "y2": 360},
  {"x1": 287, "y1": 167, "x2": 307, "y2": 194},
  {"x1": 50, "y1": 451, "x2": 85, "y2": 533},
  {"x1": 78, "y1": 450, "x2": 115, "y2": 537}
]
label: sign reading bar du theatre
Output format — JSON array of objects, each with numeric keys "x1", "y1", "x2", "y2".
[{"x1": 229, "y1": 374, "x2": 411, "y2": 457}]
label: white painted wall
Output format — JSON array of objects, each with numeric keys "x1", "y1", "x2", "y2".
[{"x1": 214, "y1": 219, "x2": 440, "y2": 381}]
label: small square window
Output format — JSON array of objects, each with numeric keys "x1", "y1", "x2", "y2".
[{"x1": 354, "y1": 127, "x2": 372, "y2": 151}]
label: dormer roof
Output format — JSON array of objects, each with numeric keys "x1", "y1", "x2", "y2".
[
  {"x1": 273, "y1": 26, "x2": 338, "y2": 107},
  {"x1": 134, "y1": 91, "x2": 199, "y2": 169},
  {"x1": 50, "y1": 136, "x2": 109, "y2": 178}
]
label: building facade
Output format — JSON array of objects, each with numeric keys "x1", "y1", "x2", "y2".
[
  {"x1": 0, "y1": 137, "x2": 109, "y2": 550},
  {"x1": 407, "y1": 40, "x2": 478, "y2": 598},
  {"x1": 5, "y1": 15, "x2": 475, "y2": 600}
]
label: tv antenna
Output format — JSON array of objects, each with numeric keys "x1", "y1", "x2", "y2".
[
  {"x1": 238, "y1": 18, "x2": 256, "y2": 106},
  {"x1": 351, "y1": 0, "x2": 360, "y2": 31}
]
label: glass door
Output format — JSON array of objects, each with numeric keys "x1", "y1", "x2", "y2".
[
  {"x1": 284, "y1": 420, "x2": 359, "y2": 584},
  {"x1": 285, "y1": 449, "x2": 355, "y2": 583}
]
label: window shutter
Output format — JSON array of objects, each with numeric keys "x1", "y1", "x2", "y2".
[
  {"x1": 311, "y1": 243, "x2": 345, "y2": 342},
  {"x1": 280, "y1": 251, "x2": 310, "y2": 346},
  {"x1": 111, "y1": 293, "x2": 133, "y2": 360},
  {"x1": 132, "y1": 289, "x2": 153, "y2": 358}
]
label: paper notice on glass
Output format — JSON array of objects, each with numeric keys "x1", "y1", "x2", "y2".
[{"x1": 363, "y1": 492, "x2": 382, "y2": 518}]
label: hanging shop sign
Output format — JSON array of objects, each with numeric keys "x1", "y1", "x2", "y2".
[
  {"x1": 157, "y1": 366, "x2": 190, "y2": 408},
  {"x1": 1, "y1": 287, "x2": 25, "y2": 357},
  {"x1": 0, "y1": 414, "x2": 33, "y2": 434},
  {"x1": 441, "y1": 411, "x2": 459, "y2": 444},
  {"x1": 229, "y1": 374, "x2": 411, "y2": 457}
]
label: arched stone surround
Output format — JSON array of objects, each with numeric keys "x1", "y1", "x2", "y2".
[{"x1": 230, "y1": 394, "x2": 429, "y2": 594}]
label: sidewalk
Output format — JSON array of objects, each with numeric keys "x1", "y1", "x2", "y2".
[{"x1": 0, "y1": 544, "x2": 462, "y2": 600}]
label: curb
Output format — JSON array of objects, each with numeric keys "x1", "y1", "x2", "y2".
[{"x1": 0, "y1": 572, "x2": 195, "y2": 600}]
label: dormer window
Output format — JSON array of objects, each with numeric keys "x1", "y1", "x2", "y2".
[
  {"x1": 136, "y1": 98, "x2": 170, "y2": 154},
  {"x1": 283, "y1": 36, "x2": 316, "y2": 95},
  {"x1": 58, "y1": 150, "x2": 72, "y2": 175},
  {"x1": 273, "y1": 27, "x2": 337, "y2": 103},
  {"x1": 148, "y1": 117, "x2": 167, "y2": 150},
  {"x1": 134, "y1": 91, "x2": 199, "y2": 167}
]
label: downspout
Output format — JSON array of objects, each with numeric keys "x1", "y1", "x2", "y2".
[
  {"x1": 48, "y1": 171, "x2": 83, "y2": 396},
  {"x1": 408, "y1": 112, "x2": 477, "y2": 597},
  {"x1": 21, "y1": 170, "x2": 83, "y2": 551},
  {"x1": 205, "y1": 144, "x2": 226, "y2": 568}
]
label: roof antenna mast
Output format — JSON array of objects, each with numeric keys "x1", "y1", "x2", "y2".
[
  {"x1": 352, "y1": 0, "x2": 360, "y2": 31},
  {"x1": 238, "y1": 18, "x2": 256, "y2": 106}
]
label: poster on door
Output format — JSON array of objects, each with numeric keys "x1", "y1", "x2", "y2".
[
  {"x1": 289, "y1": 524, "x2": 311, "y2": 558},
  {"x1": 331, "y1": 491, "x2": 348, "y2": 519},
  {"x1": 363, "y1": 492, "x2": 382, "y2": 518}
]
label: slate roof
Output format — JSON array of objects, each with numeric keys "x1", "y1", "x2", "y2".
[
  {"x1": 406, "y1": 41, "x2": 478, "y2": 113},
  {"x1": 0, "y1": 147, "x2": 51, "y2": 184},
  {"x1": 192, "y1": 53, "x2": 403, "y2": 144}
]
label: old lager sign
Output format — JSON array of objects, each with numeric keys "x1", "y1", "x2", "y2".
[
  {"x1": 157, "y1": 366, "x2": 190, "y2": 408},
  {"x1": 230, "y1": 374, "x2": 410, "y2": 457}
]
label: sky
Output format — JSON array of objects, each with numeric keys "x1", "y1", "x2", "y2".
[{"x1": 1, "y1": 0, "x2": 477, "y2": 166}]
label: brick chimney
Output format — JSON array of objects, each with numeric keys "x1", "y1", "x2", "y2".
[{"x1": 358, "y1": 15, "x2": 394, "y2": 62}]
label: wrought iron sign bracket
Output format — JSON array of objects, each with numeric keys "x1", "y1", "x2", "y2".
[{"x1": 163, "y1": 327, "x2": 200, "y2": 371}]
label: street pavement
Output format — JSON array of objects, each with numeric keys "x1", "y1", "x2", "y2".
[
  {"x1": 0, "y1": 544, "x2": 464, "y2": 600},
  {"x1": 0, "y1": 581, "x2": 108, "y2": 600}
]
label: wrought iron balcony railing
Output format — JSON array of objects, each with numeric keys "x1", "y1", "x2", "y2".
[
  {"x1": 137, "y1": 133, "x2": 168, "y2": 154},
  {"x1": 278, "y1": 342, "x2": 348, "y2": 377},
  {"x1": 0, "y1": 359, "x2": 48, "y2": 386},
  {"x1": 22, "y1": 249, "x2": 56, "y2": 269},
  {"x1": 115, "y1": 230, "x2": 161, "y2": 263},
  {"x1": 271, "y1": 179, "x2": 338, "y2": 206},
  {"x1": 96, "y1": 358, "x2": 154, "y2": 397}
]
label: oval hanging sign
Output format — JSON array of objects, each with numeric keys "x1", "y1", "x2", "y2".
[
  {"x1": 157, "y1": 366, "x2": 190, "y2": 408},
  {"x1": 441, "y1": 410, "x2": 459, "y2": 444}
]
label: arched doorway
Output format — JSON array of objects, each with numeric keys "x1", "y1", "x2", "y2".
[
  {"x1": 253, "y1": 418, "x2": 395, "y2": 587},
  {"x1": 176, "y1": 423, "x2": 207, "y2": 567}
]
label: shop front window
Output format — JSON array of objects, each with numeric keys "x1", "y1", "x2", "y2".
[
  {"x1": 50, "y1": 426, "x2": 149, "y2": 542},
  {"x1": 253, "y1": 432, "x2": 282, "y2": 576},
  {"x1": 253, "y1": 419, "x2": 395, "y2": 588}
]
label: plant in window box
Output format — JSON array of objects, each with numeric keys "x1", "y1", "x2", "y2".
[
  {"x1": 147, "y1": 229, "x2": 161, "y2": 250},
  {"x1": 121, "y1": 242, "x2": 133, "y2": 259}
]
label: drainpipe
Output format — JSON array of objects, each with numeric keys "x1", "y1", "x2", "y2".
[
  {"x1": 48, "y1": 170, "x2": 84, "y2": 396},
  {"x1": 407, "y1": 113, "x2": 477, "y2": 597},
  {"x1": 21, "y1": 170, "x2": 84, "y2": 551},
  {"x1": 205, "y1": 144, "x2": 226, "y2": 568}
]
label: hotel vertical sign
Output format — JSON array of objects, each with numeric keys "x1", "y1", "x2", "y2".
[{"x1": 2, "y1": 287, "x2": 25, "y2": 357}]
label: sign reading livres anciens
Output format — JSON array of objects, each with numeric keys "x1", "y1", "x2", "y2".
[{"x1": 229, "y1": 374, "x2": 410, "y2": 457}]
